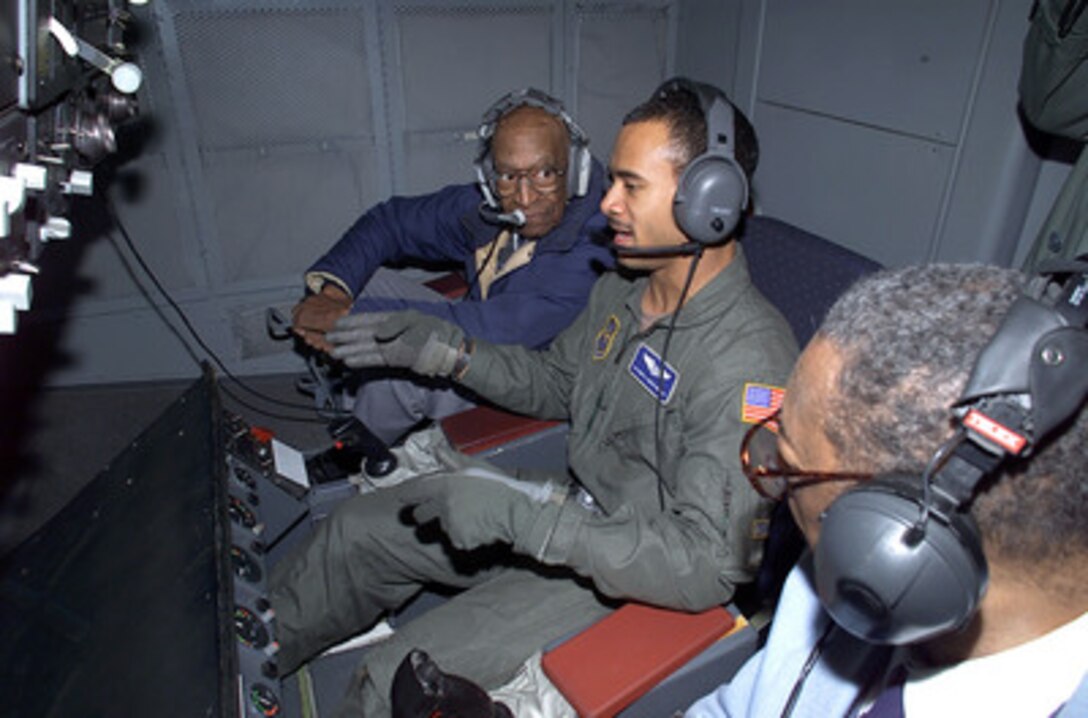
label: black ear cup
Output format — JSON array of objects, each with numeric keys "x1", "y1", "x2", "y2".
[
  {"x1": 655, "y1": 78, "x2": 749, "y2": 246},
  {"x1": 474, "y1": 88, "x2": 591, "y2": 208},
  {"x1": 813, "y1": 474, "x2": 988, "y2": 645}
]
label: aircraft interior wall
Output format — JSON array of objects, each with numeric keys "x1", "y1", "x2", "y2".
[{"x1": 4, "y1": 0, "x2": 1070, "y2": 388}]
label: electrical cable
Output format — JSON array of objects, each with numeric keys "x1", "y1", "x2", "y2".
[
  {"x1": 103, "y1": 195, "x2": 347, "y2": 423},
  {"x1": 777, "y1": 610, "x2": 898, "y2": 718},
  {"x1": 914, "y1": 427, "x2": 966, "y2": 532},
  {"x1": 779, "y1": 621, "x2": 837, "y2": 718},
  {"x1": 461, "y1": 226, "x2": 504, "y2": 302},
  {"x1": 653, "y1": 247, "x2": 704, "y2": 510},
  {"x1": 461, "y1": 202, "x2": 526, "y2": 301}
]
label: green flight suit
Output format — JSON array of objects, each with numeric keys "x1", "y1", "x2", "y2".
[{"x1": 268, "y1": 246, "x2": 797, "y2": 716}]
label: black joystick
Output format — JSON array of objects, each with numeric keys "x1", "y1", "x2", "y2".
[{"x1": 305, "y1": 416, "x2": 399, "y2": 483}]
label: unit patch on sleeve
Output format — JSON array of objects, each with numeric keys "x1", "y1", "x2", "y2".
[
  {"x1": 629, "y1": 343, "x2": 678, "y2": 404},
  {"x1": 741, "y1": 382, "x2": 785, "y2": 424},
  {"x1": 592, "y1": 314, "x2": 621, "y2": 361},
  {"x1": 750, "y1": 517, "x2": 770, "y2": 541}
]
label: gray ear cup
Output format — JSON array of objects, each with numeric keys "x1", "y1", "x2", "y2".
[
  {"x1": 474, "y1": 88, "x2": 591, "y2": 207},
  {"x1": 570, "y1": 138, "x2": 592, "y2": 198},
  {"x1": 659, "y1": 78, "x2": 749, "y2": 246},
  {"x1": 813, "y1": 474, "x2": 988, "y2": 645},
  {"x1": 673, "y1": 154, "x2": 748, "y2": 244}
]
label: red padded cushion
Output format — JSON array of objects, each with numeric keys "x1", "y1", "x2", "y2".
[
  {"x1": 440, "y1": 404, "x2": 560, "y2": 456},
  {"x1": 423, "y1": 272, "x2": 470, "y2": 300},
  {"x1": 541, "y1": 603, "x2": 737, "y2": 718}
]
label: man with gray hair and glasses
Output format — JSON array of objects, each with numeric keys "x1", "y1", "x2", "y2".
[{"x1": 689, "y1": 262, "x2": 1088, "y2": 717}]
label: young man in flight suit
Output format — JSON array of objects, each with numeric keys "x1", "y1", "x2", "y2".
[
  {"x1": 292, "y1": 88, "x2": 612, "y2": 452},
  {"x1": 268, "y1": 78, "x2": 797, "y2": 716}
]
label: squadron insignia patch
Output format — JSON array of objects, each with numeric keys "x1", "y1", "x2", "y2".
[
  {"x1": 741, "y1": 383, "x2": 785, "y2": 424},
  {"x1": 593, "y1": 314, "x2": 621, "y2": 361},
  {"x1": 629, "y1": 343, "x2": 678, "y2": 404}
]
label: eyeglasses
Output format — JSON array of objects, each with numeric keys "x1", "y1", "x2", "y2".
[
  {"x1": 740, "y1": 410, "x2": 874, "y2": 501},
  {"x1": 491, "y1": 166, "x2": 566, "y2": 198}
]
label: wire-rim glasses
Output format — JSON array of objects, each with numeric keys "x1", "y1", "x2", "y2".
[
  {"x1": 491, "y1": 166, "x2": 566, "y2": 198},
  {"x1": 741, "y1": 410, "x2": 874, "y2": 501}
]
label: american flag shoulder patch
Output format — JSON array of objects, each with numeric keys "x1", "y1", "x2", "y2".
[{"x1": 741, "y1": 382, "x2": 785, "y2": 424}]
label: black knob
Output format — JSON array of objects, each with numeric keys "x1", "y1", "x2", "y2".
[{"x1": 365, "y1": 455, "x2": 398, "y2": 478}]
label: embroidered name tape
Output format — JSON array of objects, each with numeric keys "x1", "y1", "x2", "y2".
[{"x1": 629, "y1": 343, "x2": 678, "y2": 404}]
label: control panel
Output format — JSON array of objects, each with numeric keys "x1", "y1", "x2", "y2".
[
  {"x1": 221, "y1": 411, "x2": 309, "y2": 718},
  {"x1": 0, "y1": 370, "x2": 321, "y2": 717}
]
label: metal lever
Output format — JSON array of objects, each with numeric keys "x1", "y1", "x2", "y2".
[{"x1": 48, "y1": 17, "x2": 143, "y2": 94}]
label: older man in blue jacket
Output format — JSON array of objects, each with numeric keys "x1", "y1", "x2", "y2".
[{"x1": 292, "y1": 88, "x2": 612, "y2": 459}]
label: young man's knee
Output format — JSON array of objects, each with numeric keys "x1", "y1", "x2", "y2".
[{"x1": 319, "y1": 497, "x2": 400, "y2": 560}]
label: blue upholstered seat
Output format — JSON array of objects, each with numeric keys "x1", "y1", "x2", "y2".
[
  {"x1": 742, "y1": 216, "x2": 883, "y2": 348},
  {"x1": 738, "y1": 215, "x2": 883, "y2": 613}
]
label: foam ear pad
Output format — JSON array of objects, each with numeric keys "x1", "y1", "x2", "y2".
[
  {"x1": 673, "y1": 154, "x2": 748, "y2": 245},
  {"x1": 813, "y1": 474, "x2": 988, "y2": 645}
]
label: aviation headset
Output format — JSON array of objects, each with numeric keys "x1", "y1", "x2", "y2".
[
  {"x1": 474, "y1": 88, "x2": 592, "y2": 209},
  {"x1": 811, "y1": 259, "x2": 1088, "y2": 646},
  {"x1": 662, "y1": 77, "x2": 750, "y2": 247}
]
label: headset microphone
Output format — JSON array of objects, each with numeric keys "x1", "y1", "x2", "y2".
[
  {"x1": 612, "y1": 242, "x2": 702, "y2": 257},
  {"x1": 477, "y1": 204, "x2": 526, "y2": 228}
]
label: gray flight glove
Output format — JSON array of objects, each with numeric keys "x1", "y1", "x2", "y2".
[
  {"x1": 326, "y1": 309, "x2": 465, "y2": 377},
  {"x1": 396, "y1": 462, "x2": 567, "y2": 554}
]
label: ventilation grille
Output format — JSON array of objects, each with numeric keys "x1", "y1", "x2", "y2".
[{"x1": 174, "y1": 7, "x2": 373, "y2": 150}]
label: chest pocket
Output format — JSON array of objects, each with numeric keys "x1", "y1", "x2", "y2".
[
  {"x1": 606, "y1": 398, "x2": 684, "y2": 474},
  {"x1": 604, "y1": 409, "x2": 655, "y2": 460}
]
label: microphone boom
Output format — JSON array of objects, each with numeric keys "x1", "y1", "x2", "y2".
[{"x1": 478, "y1": 204, "x2": 526, "y2": 227}]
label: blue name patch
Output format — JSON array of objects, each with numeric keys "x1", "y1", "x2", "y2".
[{"x1": 629, "y1": 343, "x2": 678, "y2": 404}]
